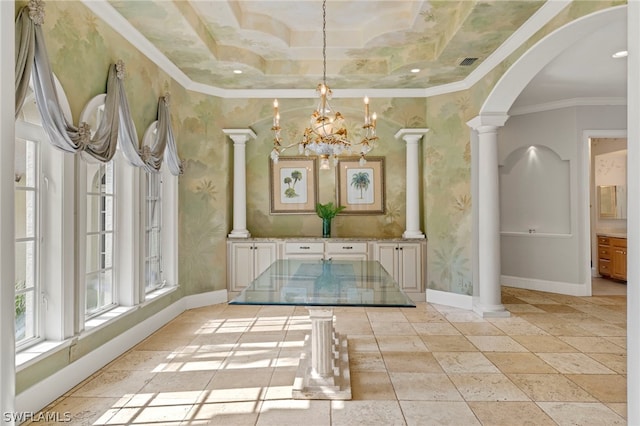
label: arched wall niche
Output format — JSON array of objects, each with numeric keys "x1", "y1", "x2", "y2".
[{"x1": 499, "y1": 145, "x2": 570, "y2": 234}]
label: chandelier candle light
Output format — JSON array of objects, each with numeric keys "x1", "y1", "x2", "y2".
[{"x1": 270, "y1": 0, "x2": 378, "y2": 170}]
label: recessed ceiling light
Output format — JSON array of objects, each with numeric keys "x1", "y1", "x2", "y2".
[
  {"x1": 612, "y1": 50, "x2": 628, "y2": 59},
  {"x1": 410, "y1": 68, "x2": 420, "y2": 73},
  {"x1": 233, "y1": 69, "x2": 243, "y2": 74}
]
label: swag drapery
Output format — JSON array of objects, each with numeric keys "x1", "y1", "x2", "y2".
[{"x1": 14, "y1": 0, "x2": 183, "y2": 175}]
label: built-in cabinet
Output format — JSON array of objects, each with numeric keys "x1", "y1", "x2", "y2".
[
  {"x1": 372, "y1": 242, "x2": 424, "y2": 293},
  {"x1": 227, "y1": 241, "x2": 278, "y2": 293},
  {"x1": 597, "y1": 235, "x2": 627, "y2": 281},
  {"x1": 228, "y1": 238, "x2": 425, "y2": 297}
]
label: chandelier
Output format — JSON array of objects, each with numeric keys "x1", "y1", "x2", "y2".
[{"x1": 270, "y1": 0, "x2": 378, "y2": 169}]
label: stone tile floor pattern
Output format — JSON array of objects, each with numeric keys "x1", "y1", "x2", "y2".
[{"x1": 28, "y1": 286, "x2": 627, "y2": 425}]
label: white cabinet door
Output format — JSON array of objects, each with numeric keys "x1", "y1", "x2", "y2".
[
  {"x1": 229, "y1": 242, "x2": 255, "y2": 293},
  {"x1": 228, "y1": 241, "x2": 277, "y2": 292},
  {"x1": 253, "y1": 242, "x2": 278, "y2": 279},
  {"x1": 398, "y1": 243, "x2": 423, "y2": 293},
  {"x1": 373, "y1": 242, "x2": 399, "y2": 278},
  {"x1": 372, "y1": 241, "x2": 423, "y2": 293}
]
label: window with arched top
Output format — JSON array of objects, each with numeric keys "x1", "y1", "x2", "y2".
[
  {"x1": 14, "y1": 75, "x2": 78, "y2": 349},
  {"x1": 79, "y1": 94, "x2": 118, "y2": 318},
  {"x1": 14, "y1": 85, "x2": 44, "y2": 348},
  {"x1": 144, "y1": 171, "x2": 163, "y2": 293},
  {"x1": 142, "y1": 122, "x2": 163, "y2": 294},
  {"x1": 85, "y1": 161, "x2": 115, "y2": 316}
]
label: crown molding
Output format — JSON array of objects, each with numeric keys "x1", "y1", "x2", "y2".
[{"x1": 510, "y1": 97, "x2": 627, "y2": 116}]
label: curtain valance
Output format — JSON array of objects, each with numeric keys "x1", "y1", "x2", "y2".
[{"x1": 15, "y1": 0, "x2": 183, "y2": 175}]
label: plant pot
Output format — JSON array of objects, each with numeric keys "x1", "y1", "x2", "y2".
[{"x1": 322, "y1": 218, "x2": 331, "y2": 238}]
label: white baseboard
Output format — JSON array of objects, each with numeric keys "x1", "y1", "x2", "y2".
[
  {"x1": 183, "y1": 289, "x2": 228, "y2": 309},
  {"x1": 426, "y1": 289, "x2": 473, "y2": 310},
  {"x1": 15, "y1": 289, "x2": 228, "y2": 414},
  {"x1": 501, "y1": 275, "x2": 590, "y2": 296}
]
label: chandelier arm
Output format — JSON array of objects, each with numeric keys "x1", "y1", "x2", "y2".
[{"x1": 270, "y1": 0, "x2": 377, "y2": 167}]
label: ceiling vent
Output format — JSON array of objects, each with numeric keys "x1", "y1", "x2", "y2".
[{"x1": 459, "y1": 57, "x2": 478, "y2": 66}]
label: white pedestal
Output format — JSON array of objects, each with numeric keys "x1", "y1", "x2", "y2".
[{"x1": 292, "y1": 307, "x2": 351, "y2": 400}]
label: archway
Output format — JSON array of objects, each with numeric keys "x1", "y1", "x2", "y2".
[{"x1": 472, "y1": 4, "x2": 638, "y2": 422}]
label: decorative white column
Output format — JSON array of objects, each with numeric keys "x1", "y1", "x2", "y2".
[
  {"x1": 308, "y1": 308, "x2": 334, "y2": 377},
  {"x1": 467, "y1": 116, "x2": 509, "y2": 318},
  {"x1": 293, "y1": 307, "x2": 351, "y2": 400},
  {"x1": 0, "y1": 0, "x2": 16, "y2": 421},
  {"x1": 224, "y1": 129, "x2": 256, "y2": 238},
  {"x1": 395, "y1": 129, "x2": 428, "y2": 239}
]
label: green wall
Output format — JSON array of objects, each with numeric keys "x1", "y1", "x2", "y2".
[
  {"x1": 38, "y1": 0, "x2": 622, "y2": 300},
  {"x1": 38, "y1": 0, "x2": 623, "y2": 299},
  {"x1": 18, "y1": 0, "x2": 621, "y2": 393}
]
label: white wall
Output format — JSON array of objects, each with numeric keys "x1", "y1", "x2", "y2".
[{"x1": 498, "y1": 105, "x2": 626, "y2": 294}]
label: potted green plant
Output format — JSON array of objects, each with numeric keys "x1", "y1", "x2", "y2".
[{"x1": 315, "y1": 202, "x2": 345, "y2": 238}]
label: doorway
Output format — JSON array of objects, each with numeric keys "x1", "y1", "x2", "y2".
[{"x1": 586, "y1": 133, "x2": 628, "y2": 296}]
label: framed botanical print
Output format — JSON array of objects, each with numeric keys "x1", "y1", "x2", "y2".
[
  {"x1": 336, "y1": 157, "x2": 385, "y2": 214},
  {"x1": 269, "y1": 157, "x2": 318, "y2": 214}
]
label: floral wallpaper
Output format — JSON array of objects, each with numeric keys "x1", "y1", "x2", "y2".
[
  {"x1": 241, "y1": 96, "x2": 426, "y2": 239},
  {"x1": 35, "y1": 0, "x2": 622, "y2": 298}
]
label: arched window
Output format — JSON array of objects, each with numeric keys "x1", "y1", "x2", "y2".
[
  {"x1": 85, "y1": 161, "x2": 115, "y2": 316},
  {"x1": 144, "y1": 171, "x2": 163, "y2": 293},
  {"x1": 14, "y1": 87, "x2": 42, "y2": 347}
]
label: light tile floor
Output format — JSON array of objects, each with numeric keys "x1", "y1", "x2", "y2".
[{"x1": 29, "y1": 286, "x2": 627, "y2": 425}]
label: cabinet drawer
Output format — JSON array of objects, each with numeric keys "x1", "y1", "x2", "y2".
[
  {"x1": 598, "y1": 246, "x2": 611, "y2": 260},
  {"x1": 598, "y1": 237, "x2": 610, "y2": 245},
  {"x1": 599, "y1": 259, "x2": 611, "y2": 275},
  {"x1": 326, "y1": 242, "x2": 368, "y2": 254},
  {"x1": 285, "y1": 242, "x2": 324, "y2": 254},
  {"x1": 611, "y1": 237, "x2": 627, "y2": 248}
]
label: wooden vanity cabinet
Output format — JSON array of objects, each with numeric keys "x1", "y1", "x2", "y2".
[
  {"x1": 611, "y1": 238, "x2": 627, "y2": 281},
  {"x1": 597, "y1": 236, "x2": 627, "y2": 281}
]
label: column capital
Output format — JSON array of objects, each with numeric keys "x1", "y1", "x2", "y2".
[
  {"x1": 466, "y1": 114, "x2": 509, "y2": 132},
  {"x1": 223, "y1": 128, "x2": 257, "y2": 144},
  {"x1": 394, "y1": 128, "x2": 429, "y2": 143}
]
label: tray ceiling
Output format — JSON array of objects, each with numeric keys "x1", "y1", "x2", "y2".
[{"x1": 106, "y1": 0, "x2": 545, "y2": 91}]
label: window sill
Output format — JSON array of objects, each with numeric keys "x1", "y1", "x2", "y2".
[
  {"x1": 16, "y1": 340, "x2": 72, "y2": 371},
  {"x1": 83, "y1": 285, "x2": 178, "y2": 334},
  {"x1": 16, "y1": 285, "x2": 178, "y2": 371},
  {"x1": 142, "y1": 284, "x2": 179, "y2": 305}
]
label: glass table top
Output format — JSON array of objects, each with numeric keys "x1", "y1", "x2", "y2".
[{"x1": 229, "y1": 259, "x2": 416, "y2": 308}]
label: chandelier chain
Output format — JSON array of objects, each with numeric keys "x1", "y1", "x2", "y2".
[{"x1": 322, "y1": 0, "x2": 327, "y2": 86}]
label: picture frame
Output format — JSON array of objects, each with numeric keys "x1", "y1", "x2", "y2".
[
  {"x1": 336, "y1": 156, "x2": 385, "y2": 214},
  {"x1": 270, "y1": 157, "x2": 318, "y2": 214}
]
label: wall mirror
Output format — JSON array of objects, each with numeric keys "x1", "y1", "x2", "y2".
[{"x1": 598, "y1": 185, "x2": 627, "y2": 219}]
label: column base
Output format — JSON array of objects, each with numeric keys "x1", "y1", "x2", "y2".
[
  {"x1": 228, "y1": 229, "x2": 251, "y2": 238},
  {"x1": 472, "y1": 302, "x2": 511, "y2": 318},
  {"x1": 292, "y1": 332, "x2": 351, "y2": 400},
  {"x1": 402, "y1": 230, "x2": 425, "y2": 239}
]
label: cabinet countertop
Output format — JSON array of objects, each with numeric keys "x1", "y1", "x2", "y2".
[
  {"x1": 597, "y1": 232, "x2": 627, "y2": 239},
  {"x1": 228, "y1": 237, "x2": 427, "y2": 243}
]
